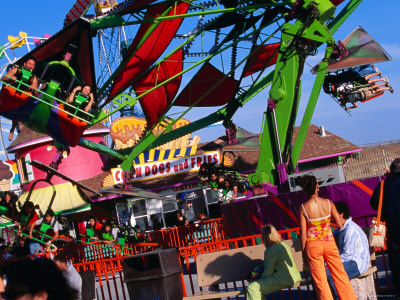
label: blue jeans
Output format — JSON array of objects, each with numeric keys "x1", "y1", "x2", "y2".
[
  {"x1": 29, "y1": 242, "x2": 41, "y2": 255},
  {"x1": 353, "y1": 65, "x2": 375, "y2": 77},
  {"x1": 326, "y1": 260, "x2": 360, "y2": 299}
]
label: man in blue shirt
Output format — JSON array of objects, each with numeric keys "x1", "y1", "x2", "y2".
[
  {"x1": 327, "y1": 201, "x2": 370, "y2": 299},
  {"x1": 54, "y1": 254, "x2": 82, "y2": 300}
]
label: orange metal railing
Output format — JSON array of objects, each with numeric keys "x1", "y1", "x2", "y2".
[
  {"x1": 178, "y1": 228, "x2": 311, "y2": 297},
  {"x1": 179, "y1": 226, "x2": 394, "y2": 297},
  {"x1": 32, "y1": 216, "x2": 395, "y2": 299},
  {"x1": 148, "y1": 218, "x2": 226, "y2": 248},
  {"x1": 35, "y1": 241, "x2": 159, "y2": 263}
]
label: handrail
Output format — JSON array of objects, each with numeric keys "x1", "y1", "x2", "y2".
[
  {"x1": 1, "y1": 78, "x2": 94, "y2": 123},
  {"x1": 30, "y1": 214, "x2": 393, "y2": 298},
  {"x1": 147, "y1": 218, "x2": 226, "y2": 248}
]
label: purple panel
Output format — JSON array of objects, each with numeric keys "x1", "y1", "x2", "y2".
[{"x1": 222, "y1": 176, "x2": 383, "y2": 238}]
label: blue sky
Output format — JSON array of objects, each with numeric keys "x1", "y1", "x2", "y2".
[{"x1": 0, "y1": 0, "x2": 399, "y2": 153}]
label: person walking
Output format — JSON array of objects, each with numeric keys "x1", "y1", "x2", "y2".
[{"x1": 298, "y1": 174, "x2": 356, "y2": 300}]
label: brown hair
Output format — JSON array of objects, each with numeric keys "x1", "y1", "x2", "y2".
[
  {"x1": 298, "y1": 174, "x2": 317, "y2": 196},
  {"x1": 261, "y1": 224, "x2": 282, "y2": 248}
]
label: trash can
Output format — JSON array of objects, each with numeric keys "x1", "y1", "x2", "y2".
[
  {"x1": 123, "y1": 248, "x2": 183, "y2": 300},
  {"x1": 80, "y1": 270, "x2": 95, "y2": 300}
]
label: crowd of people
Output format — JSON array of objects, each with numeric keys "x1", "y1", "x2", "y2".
[
  {"x1": 324, "y1": 64, "x2": 394, "y2": 110},
  {"x1": 198, "y1": 162, "x2": 248, "y2": 204},
  {"x1": 0, "y1": 159, "x2": 397, "y2": 299},
  {"x1": 0, "y1": 193, "x2": 83, "y2": 299},
  {"x1": 247, "y1": 164, "x2": 400, "y2": 300},
  {"x1": 0, "y1": 169, "x2": 397, "y2": 299},
  {"x1": 0, "y1": 190, "x2": 213, "y2": 259}
]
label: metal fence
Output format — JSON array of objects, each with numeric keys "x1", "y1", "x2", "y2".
[
  {"x1": 148, "y1": 218, "x2": 226, "y2": 248},
  {"x1": 32, "y1": 216, "x2": 395, "y2": 299},
  {"x1": 344, "y1": 145, "x2": 400, "y2": 180}
]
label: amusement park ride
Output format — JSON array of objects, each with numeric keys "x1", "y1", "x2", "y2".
[{"x1": 0, "y1": 0, "x2": 393, "y2": 202}]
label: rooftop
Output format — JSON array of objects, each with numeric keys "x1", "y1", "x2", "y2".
[
  {"x1": 77, "y1": 124, "x2": 361, "y2": 199},
  {"x1": 7, "y1": 122, "x2": 109, "y2": 153}
]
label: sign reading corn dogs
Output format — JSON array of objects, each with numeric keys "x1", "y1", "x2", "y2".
[
  {"x1": 103, "y1": 151, "x2": 220, "y2": 186},
  {"x1": 103, "y1": 116, "x2": 205, "y2": 187}
]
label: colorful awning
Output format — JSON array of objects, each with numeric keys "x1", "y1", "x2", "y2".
[{"x1": 18, "y1": 182, "x2": 91, "y2": 215}]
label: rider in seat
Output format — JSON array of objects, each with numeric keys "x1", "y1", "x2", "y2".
[
  {"x1": 14, "y1": 201, "x2": 40, "y2": 234},
  {"x1": 85, "y1": 216, "x2": 102, "y2": 243},
  {"x1": 0, "y1": 192, "x2": 18, "y2": 220},
  {"x1": 342, "y1": 83, "x2": 394, "y2": 110},
  {"x1": 1, "y1": 57, "x2": 39, "y2": 93},
  {"x1": 100, "y1": 222, "x2": 117, "y2": 243},
  {"x1": 66, "y1": 84, "x2": 95, "y2": 120},
  {"x1": 28, "y1": 209, "x2": 60, "y2": 254},
  {"x1": 1, "y1": 58, "x2": 39, "y2": 141}
]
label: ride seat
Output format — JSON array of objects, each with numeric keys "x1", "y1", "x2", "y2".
[{"x1": 39, "y1": 61, "x2": 76, "y2": 100}]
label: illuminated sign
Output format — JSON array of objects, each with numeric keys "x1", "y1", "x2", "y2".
[
  {"x1": 110, "y1": 151, "x2": 220, "y2": 184},
  {"x1": 110, "y1": 116, "x2": 199, "y2": 151},
  {"x1": 181, "y1": 191, "x2": 199, "y2": 201}
]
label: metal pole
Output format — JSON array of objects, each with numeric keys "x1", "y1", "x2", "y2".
[{"x1": 271, "y1": 107, "x2": 283, "y2": 165}]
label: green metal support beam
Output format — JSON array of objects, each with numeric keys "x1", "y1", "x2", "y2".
[
  {"x1": 250, "y1": 0, "x2": 339, "y2": 186},
  {"x1": 78, "y1": 138, "x2": 126, "y2": 161},
  {"x1": 249, "y1": 24, "x2": 303, "y2": 186},
  {"x1": 91, "y1": 14, "x2": 144, "y2": 29},
  {"x1": 291, "y1": 43, "x2": 334, "y2": 170},
  {"x1": 145, "y1": 71, "x2": 274, "y2": 152},
  {"x1": 327, "y1": 0, "x2": 363, "y2": 34}
]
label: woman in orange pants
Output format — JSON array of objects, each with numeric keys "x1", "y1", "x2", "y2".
[{"x1": 298, "y1": 175, "x2": 356, "y2": 300}]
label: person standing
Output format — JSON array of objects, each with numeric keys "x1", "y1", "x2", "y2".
[
  {"x1": 298, "y1": 174, "x2": 356, "y2": 300},
  {"x1": 370, "y1": 158, "x2": 400, "y2": 298},
  {"x1": 54, "y1": 254, "x2": 82, "y2": 300},
  {"x1": 175, "y1": 211, "x2": 188, "y2": 227},
  {"x1": 13, "y1": 237, "x2": 30, "y2": 258},
  {"x1": 2, "y1": 257, "x2": 76, "y2": 300},
  {"x1": 246, "y1": 224, "x2": 301, "y2": 300}
]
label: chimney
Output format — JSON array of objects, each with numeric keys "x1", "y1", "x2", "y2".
[{"x1": 320, "y1": 125, "x2": 327, "y2": 137}]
